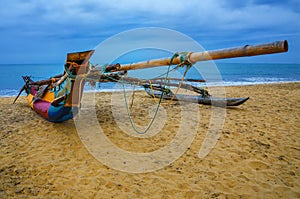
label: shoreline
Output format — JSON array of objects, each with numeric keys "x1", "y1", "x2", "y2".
[
  {"x1": 1, "y1": 82, "x2": 299, "y2": 198},
  {"x1": 1, "y1": 81, "x2": 300, "y2": 98}
]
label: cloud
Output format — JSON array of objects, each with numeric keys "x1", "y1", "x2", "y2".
[
  {"x1": 0, "y1": 0, "x2": 299, "y2": 63},
  {"x1": 1, "y1": 0, "x2": 299, "y2": 35}
]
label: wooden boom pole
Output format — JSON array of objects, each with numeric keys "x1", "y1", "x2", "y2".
[{"x1": 105, "y1": 40, "x2": 288, "y2": 72}]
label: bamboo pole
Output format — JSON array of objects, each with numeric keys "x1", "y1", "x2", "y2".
[
  {"x1": 120, "y1": 76, "x2": 205, "y2": 94},
  {"x1": 106, "y1": 40, "x2": 288, "y2": 72}
]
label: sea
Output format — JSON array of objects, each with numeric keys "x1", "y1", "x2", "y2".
[{"x1": 0, "y1": 63, "x2": 299, "y2": 97}]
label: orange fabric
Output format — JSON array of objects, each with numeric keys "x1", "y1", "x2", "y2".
[
  {"x1": 27, "y1": 94, "x2": 34, "y2": 108},
  {"x1": 41, "y1": 91, "x2": 55, "y2": 103}
]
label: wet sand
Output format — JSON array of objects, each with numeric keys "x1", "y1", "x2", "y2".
[{"x1": 0, "y1": 83, "x2": 299, "y2": 198}]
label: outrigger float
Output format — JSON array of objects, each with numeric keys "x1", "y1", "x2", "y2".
[{"x1": 14, "y1": 40, "x2": 288, "y2": 122}]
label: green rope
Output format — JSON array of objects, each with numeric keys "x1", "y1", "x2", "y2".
[
  {"x1": 91, "y1": 52, "x2": 194, "y2": 135},
  {"x1": 122, "y1": 53, "x2": 178, "y2": 135}
]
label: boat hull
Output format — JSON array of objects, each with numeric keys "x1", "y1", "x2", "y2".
[{"x1": 145, "y1": 89, "x2": 249, "y2": 107}]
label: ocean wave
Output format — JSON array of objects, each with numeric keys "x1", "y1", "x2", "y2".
[
  {"x1": 0, "y1": 89, "x2": 25, "y2": 97},
  {"x1": 241, "y1": 77, "x2": 290, "y2": 82},
  {"x1": 199, "y1": 79, "x2": 300, "y2": 87}
]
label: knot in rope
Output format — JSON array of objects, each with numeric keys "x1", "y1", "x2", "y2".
[
  {"x1": 174, "y1": 52, "x2": 194, "y2": 70},
  {"x1": 64, "y1": 62, "x2": 89, "y2": 80}
]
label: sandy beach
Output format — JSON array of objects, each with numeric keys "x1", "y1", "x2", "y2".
[{"x1": 0, "y1": 83, "x2": 299, "y2": 198}]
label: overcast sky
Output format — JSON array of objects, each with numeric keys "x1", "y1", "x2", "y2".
[{"x1": 1, "y1": 0, "x2": 299, "y2": 64}]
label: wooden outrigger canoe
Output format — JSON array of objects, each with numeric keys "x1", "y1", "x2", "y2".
[
  {"x1": 14, "y1": 40, "x2": 288, "y2": 122},
  {"x1": 145, "y1": 88, "x2": 249, "y2": 107}
]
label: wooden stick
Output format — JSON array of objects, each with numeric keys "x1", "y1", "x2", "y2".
[{"x1": 106, "y1": 40, "x2": 288, "y2": 72}]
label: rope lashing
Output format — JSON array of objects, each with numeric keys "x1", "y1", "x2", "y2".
[
  {"x1": 175, "y1": 52, "x2": 194, "y2": 69},
  {"x1": 64, "y1": 62, "x2": 90, "y2": 80},
  {"x1": 166, "y1": 52, "x2": 194, "y2": 104}
]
